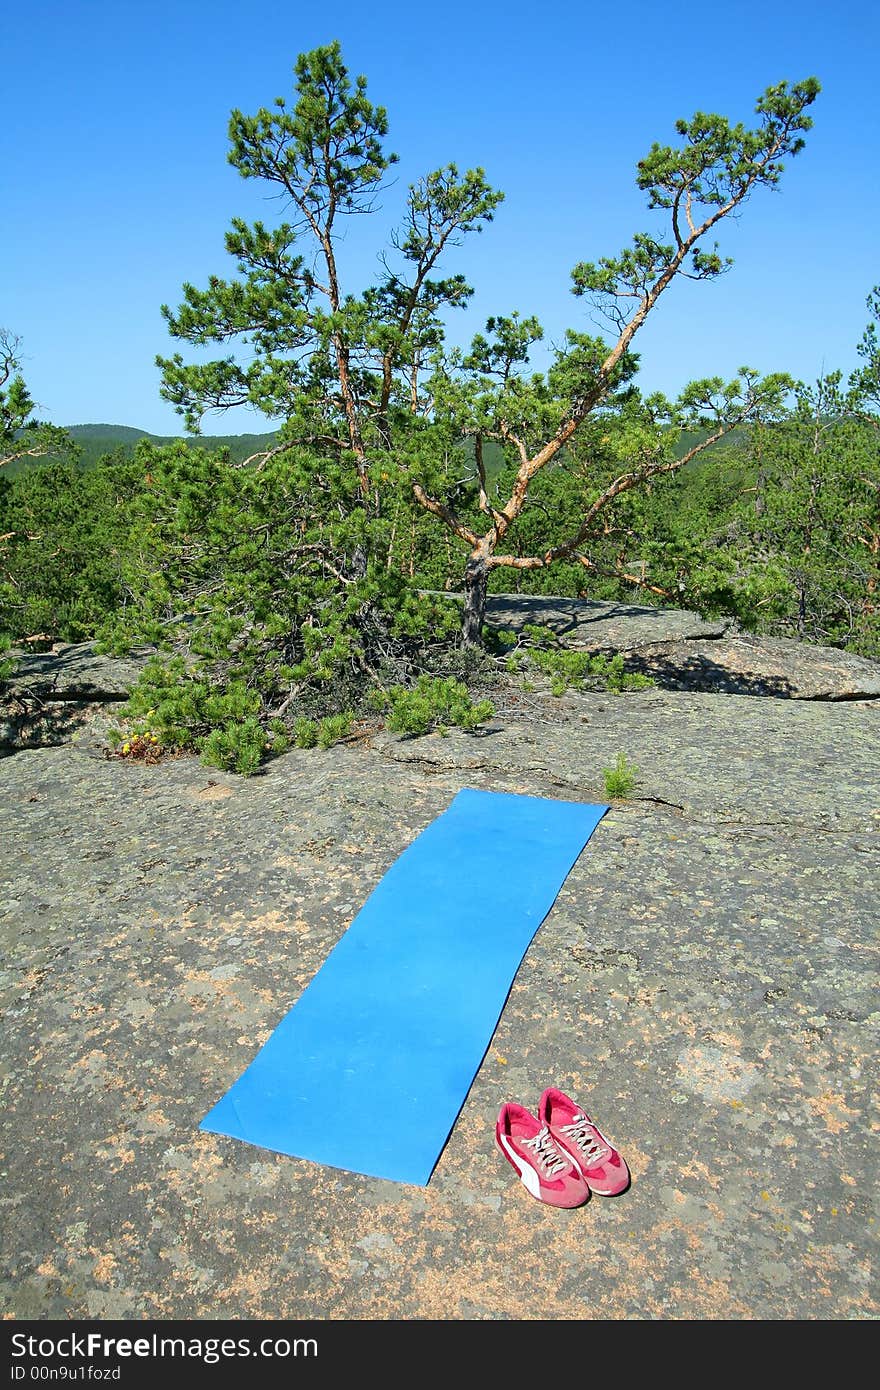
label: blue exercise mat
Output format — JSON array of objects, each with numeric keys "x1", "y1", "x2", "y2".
[{"x1": 200, "y1": 788, "x2": 609, "y2": 1185}]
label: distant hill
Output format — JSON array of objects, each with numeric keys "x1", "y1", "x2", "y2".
[
  {"x1": 65, "y1": 424, "x2": 281, "y2": 469},
  {"x1": 65, "y1": 424, "x2": 154, "y2": 442},
  {"x1": 6, "y1": 423, "x2": 280, "y2": 473},
  {"x1": 9, "y1": 419, "x2": 748, "y2": 479}
]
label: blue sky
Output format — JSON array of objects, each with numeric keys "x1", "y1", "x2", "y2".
[{"x1": 3, "y1": 0, "x2": 878, "y2": 435}]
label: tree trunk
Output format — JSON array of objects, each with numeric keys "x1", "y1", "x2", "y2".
[
  {"x1": 754, "y1": 465, "x2": 766, "y2": 518},
  {"x1": 461, "y1": 557, "x2": 488, "y2": 646},
  {"x1": 796, "y1": 573, "x2": 807, "y2": 639}
]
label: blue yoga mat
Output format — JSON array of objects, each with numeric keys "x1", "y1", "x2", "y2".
[{"x1": 200, "y1": 788, "x2": 609, "y2": 1185}]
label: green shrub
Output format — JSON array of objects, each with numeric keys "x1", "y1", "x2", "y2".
[
  {"x1": 123, "y1": 659, "x2": 262, "y2": 750},
  {"x1": 87, "y1": 440, "x2": 470, "y2": 775},
  {"x1": 199, "y1": 717, "x2": 268, "y2": 775},
  {"x1": 0, "y1": 456, "x2": 143, "y2": 646},
  {"x1": 293, "y1": 716, "x2": 319, "y2": 749},
  {"x1": 592, "y1": 653, "x2": 655, "y2": 693},
  {"x1": 268, "y1": 730, "x2": 290, "y2": 756},
  {"x1": 317, "y1": 712, "x2": 353, "y2": 749},
  {"x1": 530, "y1": 645, "x2": 654, "y2": 694},
  {"x1": 484, "y1": 626, "x2": 518, "y2": 654},
  {"x1": 380, "y1": 676, "x2": 494, "y2": 737},
  {"x1": 521, "y1": 623, "x2": 559, "y2": 649},
  {"x1": 602, "y1": 752, "x2": 639, "y2": 798}
]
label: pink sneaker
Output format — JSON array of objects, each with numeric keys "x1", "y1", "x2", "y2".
[
  {"x1": 495, "y1": 1101, "x2": 590, "y2": 1208},
  {"x1": 538, "y1": 1088, "x2": 630, "y2": 1196}
]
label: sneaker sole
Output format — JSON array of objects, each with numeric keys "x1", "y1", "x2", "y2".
[
  {"x1": 583, "y1": 1174, "x2": 631, "y2": 1196},
  {"x1": 560, "y1": 1150, "x2": 631, "y2": 1195}
]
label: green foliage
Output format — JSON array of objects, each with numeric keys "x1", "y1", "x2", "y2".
[
  {"x1": 0, "y1": 453, "x2": 145, "y2": 643},
  {"x1": 268, "y1": 719, "x2": 290, "y2": 755},
  {"x1": 415, "y1": 80, "x2": 819, "y2": 636},
  {"x1": 504, "y1": 621, "x2": 656, "y2": 693},
  {"x1": 157, "y1": 41, "x2": 501, "y2": 451},
  {"x1": 317, "y1": 712, "x2": 353, "y2": 749},
  {"x1": 120, "y1": 659, "x2": 294, "y2": 775},
  {"x1": 483, "y1": 626, "x2": 518, "y2": 652},
  {"x1": 739, "y1": 374, "x2": 880, "y2": 656},
  {"x1": 292, "y1": 711, "x2": 358, "y2": 750},
  {"x1": 375, "y1": 676, "x2": 494, "y2": 736},
  {"x1": 853, "y1": 285, "x2": 880, "y2": 409},
  {"x1": 522, "y1": 623, "x2": 559, "y2": 649},
  {"x1": 9, "y1": 52, "x2": 872, "y2": 792},
  {"x1": 602, "y1": 753, "x2": 639, "y2": 798},
  {"x1": 0, "y1": 336, "x2": 94, "y2": 644},
  {"x1": 123, "y1": 658, "x2": 260, "y2": 746},
  {"x1": 529, "y1": 646, "x2": 654, "y2": 695},
  {"x1": 2, "y1": 423, "x2": 293, "y2": 478},
  {"x1": 573, "y1": 79, "x2": 820, "y2": 307},
  {"x1": 32, "y1": 424, "x2": 283, "y2": 474},
  {"x1": 612, "y1": 372, "x2": 880, "y2": 657},
  {"x1": 293, "y1": 716, "x2": 319, "y2": 749},
  {"x1": 88, "y1": 438, "x2": 467, "y2": 770},
  {"x1": 152, "y1": 39, "x2": 820, "y2": 649},
  {"x1": 199, "y1": 718, "x2": 268, "y2": 776},
  {"x1": 530, "y1": 647, "x2": 591, "y2": 689}
]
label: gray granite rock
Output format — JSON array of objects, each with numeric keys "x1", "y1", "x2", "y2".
[
  {"x1": 483, "y1": 592, "x2": 730, "y2": 648},
  {"x1": 1, "y1": 643, "x2": 153, "y2": 751},
  {"x1": 0, "y1": 675, "x2": 877, "y2": 1321},
  {"x1": 629, "y1": 632, "x2": 880, "y2": 700},
  {"x1": 8, "y1": 642, "x2": 153, "y2": 699},
  {"x1": 481, "y1": 594, "x2": 880, "y2": 700}
]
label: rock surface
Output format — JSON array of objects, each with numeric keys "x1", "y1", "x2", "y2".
[
  {"x1": 482, "y1": 595, "x2": 880, "y2": 701},
  {"x1": 483, "y1": 592, "x2": 731, "y2": 648},
  {"x1": 1, "y1": 643, "x2": 153, "y2": 752},
  {"x1": 7, "y1": 642, "x2": 152, "y2": 699},
  {"x1": 3, "y1": 598, "x2": 879, "y2": 757},
  {"x1": 1, "y1": 671, "x2": 877, "y2": 1321}
]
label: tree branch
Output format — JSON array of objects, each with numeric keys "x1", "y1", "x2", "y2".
[{"x1": 411, "y1": 484, "x2": 479, "y2": 547}]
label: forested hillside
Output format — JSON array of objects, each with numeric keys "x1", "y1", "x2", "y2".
[{"x1": 16, "y1": 423, "x2": 280, "y2": 474}]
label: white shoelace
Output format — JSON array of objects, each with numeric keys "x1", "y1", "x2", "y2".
[
  {"x1": 522, "y1": 1125, "x2": 567, "y2": 1176},
  {"x1": 560, "y1": 1113, "x2": 610, "y2": 1166}
]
